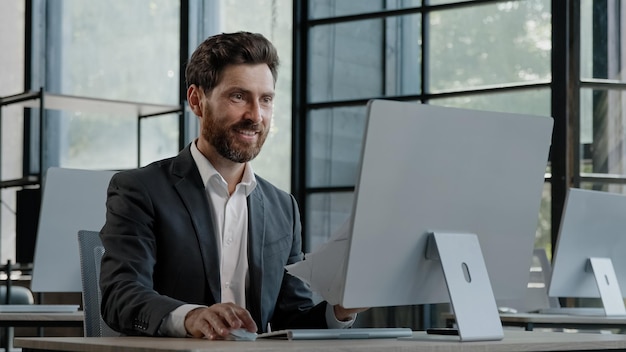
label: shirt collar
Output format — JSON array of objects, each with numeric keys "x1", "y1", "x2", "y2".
[{"x1": 190, "y1": 140, "x2": 257, "y2": 196}]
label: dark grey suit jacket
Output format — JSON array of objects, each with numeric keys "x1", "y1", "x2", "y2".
[{"x1": 99, "y1": 144, "x2": 327, "y2": 336}]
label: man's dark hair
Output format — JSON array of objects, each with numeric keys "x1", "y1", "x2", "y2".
[{"x1": 185, "y1": 31, "x2": 280, "y2": 92}]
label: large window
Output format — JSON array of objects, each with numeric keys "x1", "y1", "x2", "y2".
[
  {"x1": 296, "y1": 0, "x2": 552, "y2": 252},
  {"x1": 294, "y1": 0, "x2": 626, "y2": 327},
  {"x1": 579, "y1": 0, "x2": 626, "y2": 195},
  {"x1": 41, "y1": 0, "x2": 181, "y2": 171},
  {"x1": 222, "y1": 0, "x2": 293, "y2": 192},
  {"x1": 0, "y1": 0, "x2": 292, "y2": 264},
  {"x1": 0, "y1": 1, "x2": 26, "y2": 263}
]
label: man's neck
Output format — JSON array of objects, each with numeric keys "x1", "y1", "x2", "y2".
[
  {"x1": 207, "y1": 156, "x2": 245, "y2": 195},
  {"x1": 196, "y1": 139, "x2": 246, "y2": 195}
]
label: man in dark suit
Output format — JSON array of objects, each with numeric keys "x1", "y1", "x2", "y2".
[{"x1": 99, "y1": 31, "x2": 364, "y2": 339}]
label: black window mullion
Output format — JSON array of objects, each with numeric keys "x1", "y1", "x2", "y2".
[{"x1": 550, "y1": 0, "x2": 580, "y2": 254}]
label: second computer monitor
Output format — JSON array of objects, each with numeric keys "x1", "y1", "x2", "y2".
[{"x1": 548, "y1": 188, "x2": 626, "y2": 315}]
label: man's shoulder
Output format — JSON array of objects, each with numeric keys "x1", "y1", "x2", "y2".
[
  {"x1": 252, "y1": 175, "x2": 297, "y2": 216},
  {"x1": 114, "y1": 146, "x2": 193, "y2": 180},
  {"x1": 114, "y1": 157, "x2": 175, "y2": 179},
  {"x1": 254, "y1": 175, "x2": 291, "y2": 198}
]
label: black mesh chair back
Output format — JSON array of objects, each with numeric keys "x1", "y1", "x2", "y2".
[{"x1": 77, "y1": 230, "x2": 118, "y2": 337}]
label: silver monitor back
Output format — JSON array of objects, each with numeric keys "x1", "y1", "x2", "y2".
[
  {"x1": 31, "y1": 167, "x2": 116, "y2": 292},
  {"x1": 548, "y1": 188, "x2": 626, "y2": 299},
  {"x1": 339, "y1": 100, "x2": 553, "y2": 308}
]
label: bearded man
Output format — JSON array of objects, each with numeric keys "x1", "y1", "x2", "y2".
[{"x1": 99, "y1": 31, "x2": 364, "y2": 340}]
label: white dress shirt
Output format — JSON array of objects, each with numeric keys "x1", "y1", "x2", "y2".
[{"x1": 198, "y1": 145, "x2": 255, "y2": 306}]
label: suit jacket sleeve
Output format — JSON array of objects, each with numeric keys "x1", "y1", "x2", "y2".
[{"x1": 99, "y1": 168, "x2": 189, "y2": 336}]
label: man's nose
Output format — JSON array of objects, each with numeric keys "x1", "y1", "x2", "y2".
[{"x1": 245, "y1": 101, "x2": 263, "y2": 123}]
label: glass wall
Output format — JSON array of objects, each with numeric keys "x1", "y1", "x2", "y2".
[
  {"x1": 0, "y1": 1, "x2": 26, "y2": 263},
  {"x1": 295, "y1": 0, "x2": 553, "y2": 329},
  {"x1": 298, "y1": 0, "x2": 552, "y2": 252},
  {"x1": 579, "y1": 0, "x2": 626, "y2": 195},
  {"x1": 43, "y1": 0, "x2": 180, "y2": 170},
  {"x1": 295, "y1": 0, "x2": 626, "y2": 327},
  {"x1": 0, "y1": 0, "x2": 292, "y2": 264},
  {"x1": 576, "y1": 3, "x2": 626, "y2": 316},
  {"x1": 222, "y1": 0, "x2": 293, "y2": 192}
]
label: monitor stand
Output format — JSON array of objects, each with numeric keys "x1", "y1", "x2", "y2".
[
  {"x1": 426, "y1": 232, "x2": 503, "y2": 341},
  {"x1": 587, "y1": 257, "x2": 626, "y2": 316}
]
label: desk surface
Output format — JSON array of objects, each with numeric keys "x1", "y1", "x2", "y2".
[
  {"x1": 445, "y1": 312, "x2": 626, "y2": 331},
  {"x1": 498, "y1": 312, "x2": 626, "y2": 324},
  {"x1": 0, "y1": 311, "x2": 83, "y2": 327},
  {"x1": 14, "y1": 330, "x2": 626, "y2": 352}
]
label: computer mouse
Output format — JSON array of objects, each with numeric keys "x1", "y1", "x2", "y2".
[{"x1": 226, "y1": 328, "x2": 257, "y2": 341}]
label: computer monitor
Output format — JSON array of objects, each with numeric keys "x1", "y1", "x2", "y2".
[
  {"x1": 31, "y1": 167, "x2": 116, "y2": 292},
  {"x1": 547, "y1": 188, "x2": 626, "y2": 316},
  {"x1": 319, "y1": 100, "x2": 553, "y2": 341}
]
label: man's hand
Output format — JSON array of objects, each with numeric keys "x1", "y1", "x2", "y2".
[
  {"x1": 333, "y1": 305, "x2": 369, "y2": 322},
  {"x1": 184, "y1": 303, "x2": 257, "y2": 339}
]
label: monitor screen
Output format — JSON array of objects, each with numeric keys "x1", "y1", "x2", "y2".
[
  {"x1": 337, "y1": 100, "x2": 553, "y2": 310},
  {"x1": 548, "y1": 188, "x2": 626, "y2": 313}
]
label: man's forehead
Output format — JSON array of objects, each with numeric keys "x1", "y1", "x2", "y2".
[{"x1": 215, "y1": 64, "x2": 275, "y2": 89}]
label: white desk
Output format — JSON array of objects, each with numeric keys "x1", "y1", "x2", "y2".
[
  {"x1": 0, "y1": 312, "x2": 83, "y2": 328},
  {"x1": 14, "y1": 330, "x2": 626, "y2": 352},
  {"x1": 444, "y1": 312, "x2": 626, "y2": 331},
  {"x1": 498, "y1": 313, "x2": 626, "y2": 331},
  {"x1": 1, "y1": 311, "x2": 83, "y2": 352}
]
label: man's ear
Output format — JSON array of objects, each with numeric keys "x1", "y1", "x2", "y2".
[{"x1": 187, "y1": 85, "x2": 203, "y2": 117}]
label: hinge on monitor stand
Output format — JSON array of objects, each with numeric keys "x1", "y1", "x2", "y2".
[
  {"x1": 426, "y1": 232, "x2": 504, "y2": 342},
  {"x1": 586, "y1": 257, "x2": 626, "y2": 316}
]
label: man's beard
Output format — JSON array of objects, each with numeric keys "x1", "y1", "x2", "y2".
[{"x1": 202, "y1": 111, "x2": 269, "y2": 163}]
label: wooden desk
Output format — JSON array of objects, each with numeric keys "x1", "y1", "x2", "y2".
[
  {"x1": 14, "y1": 330, "x2": 626, "y2": 352},
  {"x1": 444, "y1": 312, "x2": 626, "y2": 331}
]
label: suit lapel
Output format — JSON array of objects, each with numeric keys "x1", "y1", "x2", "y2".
[{"x1": 171, "y1": 146, "x2": 221, "y2": 304}]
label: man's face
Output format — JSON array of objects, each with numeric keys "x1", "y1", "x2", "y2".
[{"x1": 199, "y1": 63, "x2": 274, "y2": 163}]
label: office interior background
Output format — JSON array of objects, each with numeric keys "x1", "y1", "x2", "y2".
[{"x1": 0, "y1": 0, "x2": 624, "y2": 328}]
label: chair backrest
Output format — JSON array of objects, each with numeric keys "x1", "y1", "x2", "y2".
[{"x1": 77, "y1": 230, "x2": 117, "y2": 337}]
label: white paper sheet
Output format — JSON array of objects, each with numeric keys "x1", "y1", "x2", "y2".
[{"x1": 286, "y1": 220, "x2": 351, "y2": 305}]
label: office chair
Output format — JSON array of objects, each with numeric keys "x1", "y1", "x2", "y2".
[
  {"x1": 0, "y1": 285, "x2": 34, "y2": 305},
  {"x1": 77, "y1": 230, "x2": 118, "y2": 337},
  {"x1": 0, "y1": 284, "x2": 34, "y2": 351}
]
